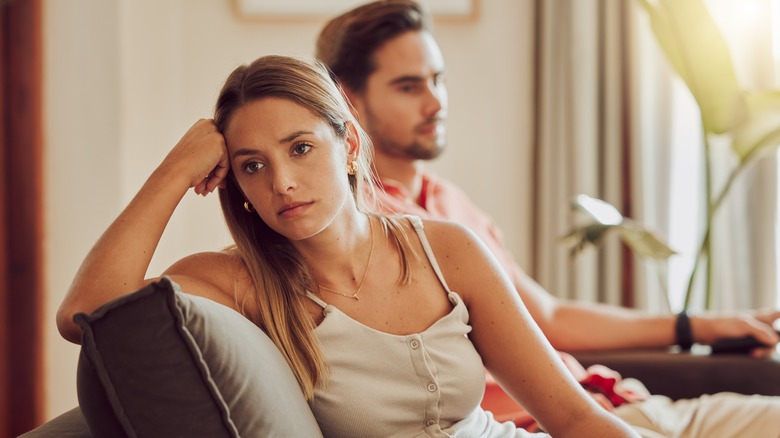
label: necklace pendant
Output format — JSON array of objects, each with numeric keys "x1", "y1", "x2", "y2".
[{"x1": 315, "y1": 217, "x2": 374, "y2": 302}]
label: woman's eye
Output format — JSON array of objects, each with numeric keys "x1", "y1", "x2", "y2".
[
  {"x1": 292, "y1": 143, "x2": 312, "y2": 156},
  {"x1": 243, "y1": 161, "x2": 264, "y2": 174}
]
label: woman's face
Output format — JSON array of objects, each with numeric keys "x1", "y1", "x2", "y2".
[{"x1": 224, "y1": 97, "x2": 356, "y2": 241}]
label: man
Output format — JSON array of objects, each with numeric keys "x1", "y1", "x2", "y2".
[{"x1": 317, "y1": 1, "x2": 780, "y2": 436}]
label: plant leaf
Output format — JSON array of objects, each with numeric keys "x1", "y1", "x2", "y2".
[
  {"x1": 566, "y1": 195, "x2": 677, "y2": 260},
  {"x1": 563, "y1": 221, "x2": 676, "y2": 260},
  {"x1": 571, "y1": 194, "x2": 624, "y2": 225},
  {"x1": 732, "y1": 90, "x2": 780, "y2": 160},
  {"x1": 616, "y1": 223, "x2": 678, "y2": 260},
  {"x1": 636, "y1": 0, "x2": 745, "y2": 134},
  {"x1": 562, "y1": 223, "x2": 615, "y2": 256}
]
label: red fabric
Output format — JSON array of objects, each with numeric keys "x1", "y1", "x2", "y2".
[
  {"x1": 375, "y1": 173, "x2": 649, "y2": 428},
  {"x1": 579, "y1": 364, "x2": 650, "y2": 407}
]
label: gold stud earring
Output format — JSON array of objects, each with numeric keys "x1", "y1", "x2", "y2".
[
  {"x1": 243, "y1": 201, "x2": 254, "y2": 212},
  {"x1": 347, "y1": 161, "x2": 358, "y2": 175}
]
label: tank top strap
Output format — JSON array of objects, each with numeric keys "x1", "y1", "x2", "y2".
[
  {"x1": 404, "y1": 215, "x2": 452, "y2": 293},
  {"x1": 306, "y1": 291, "x2": 328, "y2": 308}
]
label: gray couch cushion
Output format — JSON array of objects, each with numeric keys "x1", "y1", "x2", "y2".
[
  {"x1": 18, "y1": 407, "x2": 91, "y2": 438},
  {"x1": 73, "y1": 277, "x2": 322, "y2": 437}
]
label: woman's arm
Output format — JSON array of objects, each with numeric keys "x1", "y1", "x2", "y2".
[
  {"x1": 57, "y1": 119, "x2": 230, "y2": 343},
  {"x1": 424, "y1": 220, "x2": 639, "y2": 438}
]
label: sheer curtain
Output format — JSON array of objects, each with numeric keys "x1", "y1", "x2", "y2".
[
  {"x1": 532, "y1": 0, "x2": 779, "y2": 312},
  {"x1": 637, "y1": 0, "x2": 780, "y2": 312},
  {"x1": 707, "y1": 0, "x2": 778, "y2": 311},
  {"x1": 532, "y1": 0, "x2": 658, "y2": 310}
]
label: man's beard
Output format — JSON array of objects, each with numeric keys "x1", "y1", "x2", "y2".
[
  {"x1": 401, "y1": 140, "x2": 445, "y2": 160},
  {"x1": 362, "y1": 109, "x2": 446, "y2": 161}
]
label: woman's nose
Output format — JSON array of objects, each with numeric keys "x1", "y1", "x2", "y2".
[{"x1": 271, "y1": 165, "x2": 297, "y2": 194}]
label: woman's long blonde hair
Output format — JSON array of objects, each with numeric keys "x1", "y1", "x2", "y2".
[{"x1": 214, "y1": 55, "x2": 413, "y2": 399}]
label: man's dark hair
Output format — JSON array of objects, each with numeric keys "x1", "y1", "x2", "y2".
[{"x1": 316, "y1": 0, "x2": 432, "y2": 93}]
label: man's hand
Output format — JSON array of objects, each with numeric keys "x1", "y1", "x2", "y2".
[{"x1": 692, "y1": 310, "x2": 780, "y2": 357}]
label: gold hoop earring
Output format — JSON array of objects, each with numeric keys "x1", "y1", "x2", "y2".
[
  {"x1": 347, "y1": 160, "x2": 358, "y2": 175},
  {"x1": 243, "y1": 201, "x2": 254, "y2": 212}
]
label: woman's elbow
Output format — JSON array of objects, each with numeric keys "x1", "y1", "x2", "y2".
[{"x1": 56, "y1": 303, "x2": 83, "y2": 344}]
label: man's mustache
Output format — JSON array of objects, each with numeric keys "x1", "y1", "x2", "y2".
[{"x1": 416, "y1": 115, "x2": 446, "y2": 132}]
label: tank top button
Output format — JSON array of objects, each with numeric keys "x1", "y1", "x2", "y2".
[
  {"x1": 427, "y1": 383, "x2": 437, "y2": 392},
  {"x1": 410, "y1": 339, "x2": 420, "y2": 349}
]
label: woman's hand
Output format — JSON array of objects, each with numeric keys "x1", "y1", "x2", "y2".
[
  {"x1": 162, "y1": 118, "x2": 230, "y2": 196},
  {"x1": 57, "y1": 119, "x2": 231, "y2": 344}
]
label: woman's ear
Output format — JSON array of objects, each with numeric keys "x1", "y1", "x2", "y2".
[{"x1": 345, "y1": 121, "x2": 361, "y2": 163}]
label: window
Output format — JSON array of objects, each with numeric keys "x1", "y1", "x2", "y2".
[{"x1": 662, "y1": 0, "x2": 779, "y2": 311}]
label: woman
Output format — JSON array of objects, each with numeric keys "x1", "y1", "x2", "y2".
[{"x1": 57, "y1": 55, "x2": 638, "y2": 437}]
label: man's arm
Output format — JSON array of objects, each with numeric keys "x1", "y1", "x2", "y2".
[{"x1": 515, "y1": 272, "x2": 780, "y2": 352}]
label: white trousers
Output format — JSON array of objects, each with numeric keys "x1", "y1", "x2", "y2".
[{"x1": 614, "y1": 393, "x2": 780, "y2": 438}]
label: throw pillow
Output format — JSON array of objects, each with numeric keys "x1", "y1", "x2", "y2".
[{"x1": 74, "y1": 277, "x2": 322, "y2": 437}]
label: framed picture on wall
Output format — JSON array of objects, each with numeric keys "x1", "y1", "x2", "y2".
[{"x1": 232, "y1": 0, "x2": 477, "y2": 21}]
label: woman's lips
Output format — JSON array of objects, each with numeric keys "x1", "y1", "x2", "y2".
[{"x1": 277, "y1": 201, "x2": 313, "y2": 217}]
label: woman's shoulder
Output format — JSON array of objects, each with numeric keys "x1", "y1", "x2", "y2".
[
  {"x1": 413, "y1": 217, "x2": 502, "y2": 299},
  {"x1": 384, "y1": 215, "x2": 480, "y2": 255},
  {"x1": 389, "y1": 214, "x2": 469, "y2": 233},
  {"x1": 417, "y1": 217, "x2": 480, "y2": 245},
  {"x1": 166, "y1": 247, "x2": 246, "y2": 276},
  {"x1": 159, "y1": 247, "x2": 254, "y2": 312}
]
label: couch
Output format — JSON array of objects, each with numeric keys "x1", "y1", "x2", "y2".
[
  {"x1": 572, "y1": 345, "x2": 780, "y2": 400},
  {"x1": 21, "y1": 278, "x2": 780, "y2": 437}
]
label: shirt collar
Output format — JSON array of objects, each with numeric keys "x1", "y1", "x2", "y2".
[{"x1": 379, "y1": 173, "x2": 434, "y2": 209}]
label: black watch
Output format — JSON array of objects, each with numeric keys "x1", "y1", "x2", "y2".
[{"x1": 675, "y1": 310, "x2": 694, "y2": 350}]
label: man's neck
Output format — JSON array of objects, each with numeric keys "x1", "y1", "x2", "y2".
[{"x1": 373, "y1": 151, "x2": 425, "y2": 203}]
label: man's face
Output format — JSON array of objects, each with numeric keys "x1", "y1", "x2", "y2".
[{"x1": 350, "y1": 30, "x2": 447, "y2": 161}]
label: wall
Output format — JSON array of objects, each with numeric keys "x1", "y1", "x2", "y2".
[{"x1": 42, "y1": 0, "x2": 533, "y2": 418}]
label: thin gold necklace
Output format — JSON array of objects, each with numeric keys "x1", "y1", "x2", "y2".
[{"x1": 317, "y1": 217, "x2": 375, "y2": 300}]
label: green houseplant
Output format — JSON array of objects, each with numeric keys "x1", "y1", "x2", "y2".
[{"x1": 567, "y1": 0, "x2": 780, "y2": 310}]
